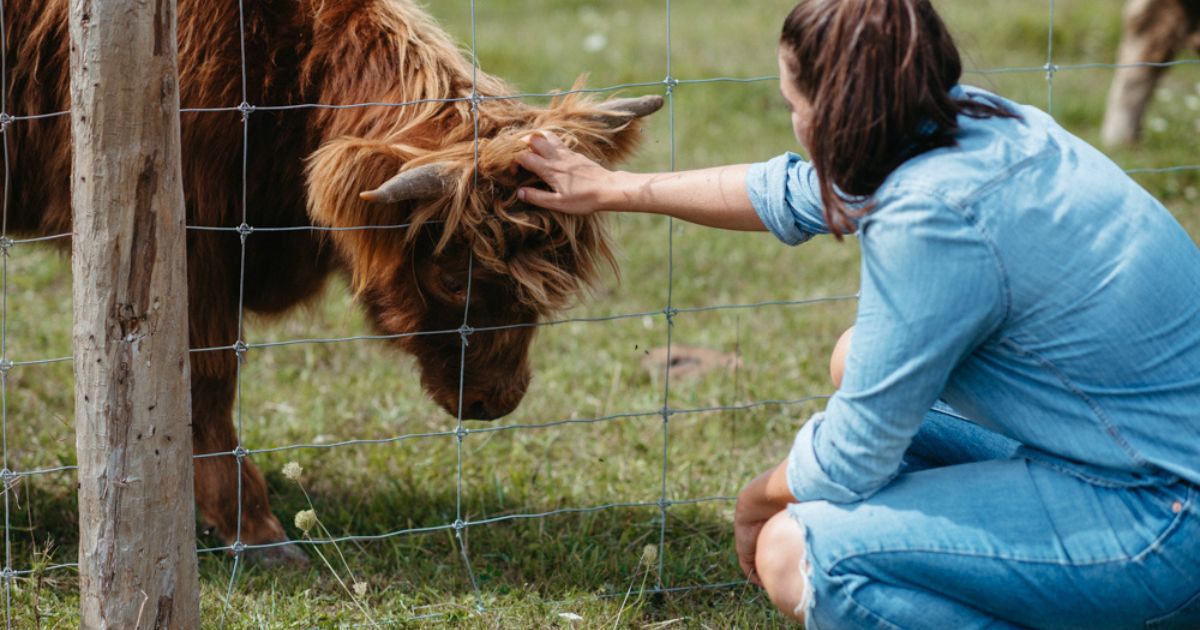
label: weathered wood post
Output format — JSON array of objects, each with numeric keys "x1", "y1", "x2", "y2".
[{"x1": 69, "y1": 0, "x2": 200, "y2": 626}]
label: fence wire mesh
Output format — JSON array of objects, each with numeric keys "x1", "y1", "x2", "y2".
[{"x1": 0, "y1": 0, "x2": 1195, "y2": 626}]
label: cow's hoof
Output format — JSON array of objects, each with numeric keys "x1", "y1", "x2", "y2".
[{"x1": 241, "y1": 540, "x2": 310, "y2": 567}]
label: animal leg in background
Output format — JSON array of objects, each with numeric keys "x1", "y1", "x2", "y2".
[
  {"x1": 191, "y1": 368, "x2": 307, "y2": 566},
  {"x1": 1102, "y1": 0, "x2": 1200, "y2": 147}
]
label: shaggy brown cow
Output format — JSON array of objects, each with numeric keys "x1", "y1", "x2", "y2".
[
  {"x1": 7, "y1": 0, "x2": 660, "y2": 563},
  {"x1": 1102, "y1": 0, "x2": 1200, "y2": 147}
]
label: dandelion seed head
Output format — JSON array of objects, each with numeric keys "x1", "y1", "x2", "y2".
[
  {"x1": 640, "y1": 544, "x2": 658, "y2": 568},
  {"x1": 294, "y1": 509, "x2": 317, "y2": 534},
  {"x1": 1147, "y1": 116, "x2": 1168, "y2": 133},
  {"x1": 282, "y1": 461, "x2": 303, "y2": 482}
]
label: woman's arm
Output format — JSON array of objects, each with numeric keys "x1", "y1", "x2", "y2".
[{"x1": 515, "y1": 132, "x2": 767, "y2": 231}]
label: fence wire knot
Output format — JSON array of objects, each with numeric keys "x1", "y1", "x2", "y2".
[
  {"x1": 468, "y1": 92, "x2": 483, "y2": 113},
  {"x1": 660, "y1": 406, "x2": 675, "y2": 421},
  {"x1": 0, "y1": 112, "x2": 11, "y2": 133},
  {"x1": 458, "y1": 325, "x2": 475, "y2": 346},
  {"x1": 0, "y1": 358, "x2": 11, "y2": 374},
  {"x1": 0, "y1": 236, "x2": 13, "y2": 256},
  {"x1": 663, "y1": 307, "x2": 678, "y2": 326},
  {"x1": 456, "y1": 426, "x2": 470, "y2": 442},
  {"x1": 452, "y1": 519, "x2": 466, "y2": 532},
  {"x1": 0, "y1": 567, "x2": 13, "y2": 582},
  {"x1": 0, "y1": 468, "x2": 13, "y2": 483},
  {"x1": 230, "y1": 541, "x2": 246, "y2": 556},
  {"x1": 233, "y1": 445, "x2": 249, "y2": 459},
  {"x1": 233, "y1": 339, "x2": 249, "y2": 364},
  {"x1": 237, "y1": 101, "x2": 256, "y2": 121},
  {"x1": 236, "y1": 222, "x2": 254, "y2": 239},
  {"x1": 657, "y1": 498, "x2": 672, "y2": 511},
  {"x1": 663, "y1": 76, "x2": 679, "y2": 94}
]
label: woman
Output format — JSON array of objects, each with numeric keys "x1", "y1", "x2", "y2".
[{"x1": 514, "y1": 0, "x2": 1200, "y2": 627}]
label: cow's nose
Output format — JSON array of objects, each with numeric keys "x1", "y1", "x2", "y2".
[{"x1": 465, "y1": 399, "x2": 493, "y2": 420}]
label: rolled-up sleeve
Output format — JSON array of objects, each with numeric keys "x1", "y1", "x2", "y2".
[
  {"x1": 745, "y1": 152, "x2": 828, "y2": 245},
  {"x1": 786, "y1": 198, "x2": 1006, "y2": 504},
  {"x1": 787, "y1": 413, "x2": 872, "y2": 503}
]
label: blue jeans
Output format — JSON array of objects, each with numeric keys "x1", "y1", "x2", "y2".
[{"x1": 787, "y1": 410, "x2": 1200, "y2": 629}]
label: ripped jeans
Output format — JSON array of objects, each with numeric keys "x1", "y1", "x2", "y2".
[{"x1": 788, "y1": 409, "x2": 1200, "y2": 630}]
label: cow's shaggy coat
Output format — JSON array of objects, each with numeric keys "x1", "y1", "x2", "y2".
[{"x1": 7, "y1": 0, "x2": 653, "y2": 561}]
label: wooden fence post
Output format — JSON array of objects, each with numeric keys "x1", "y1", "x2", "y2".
[{"x1": 69, "y1": 0, "x2": 200, "y2": 627}]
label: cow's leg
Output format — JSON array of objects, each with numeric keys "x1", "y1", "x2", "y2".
[
  {"x1": 184, "y1": 292, "x2": 309, "y2": 569},
  {"x1": 191, "y1": 366, "x2": 308, "y2": 565},
  {"x1": 1102, "y1": 0, "x2": 1194, "y2": 147}
]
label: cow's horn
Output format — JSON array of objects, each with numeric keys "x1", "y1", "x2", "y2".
[
  {"x1": 359, "y1": 163, "x2": 455, "y2": 203},
  {"x1": 591, "y1": 95, "x2": 665, "y2": 127}
]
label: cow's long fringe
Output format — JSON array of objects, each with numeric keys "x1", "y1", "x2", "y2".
[{"x1": 303, "y1": 0, "x2": 647, "y2": 313}]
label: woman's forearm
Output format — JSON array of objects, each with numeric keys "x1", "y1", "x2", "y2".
[
  {"x1": 599, "y1": 165, "x2": 767, "y2": 231},
  {"x1": 516, "y1": 132, "x2": 767, "y2": 231}
]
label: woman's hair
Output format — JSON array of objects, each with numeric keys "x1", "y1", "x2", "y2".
[{"x1": 780, "y1": 0, "x2": 1017, "y2": 238}]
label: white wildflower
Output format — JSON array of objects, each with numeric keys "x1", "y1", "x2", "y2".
[
  {"x1": 1156, "y1": 87, "x2": 1176, "y2": 102},
  {"x1": 1185, "y1": 186, "x2": 1198, "y2": 201},
  {"x1": 1147, "y1": 116, "x2": 1168, "y2": 133},
  {"x1": 282, "y1": 461, "x2": 302, "y2": 482},
  {"x1": 1186, "y1": 95, "x2": 1200, "y2": 112},
  {"x1": 294, "y1": 509, "x2": 317, "y2": 534},
  {"x1": 353, "y1": 581, "x2": 368, "y2": 598},
  {"x1": 558, "y1": 612, "x2": 584, "y2": 622},
  {"x1": 583, "y1": 32, "x2": 607, "y2": 53}
]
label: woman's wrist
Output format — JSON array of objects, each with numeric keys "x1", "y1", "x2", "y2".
[
  {"x1": 596, "y1": 170, "x2": 645, "y2": 214},
  {"x1": 736, "y1": 469, "x2": 783, "y2": 524}
]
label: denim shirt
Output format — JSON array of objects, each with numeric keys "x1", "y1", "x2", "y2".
[{"x1": 746, "y1": 86, "x2": 1200, "y2": 504}]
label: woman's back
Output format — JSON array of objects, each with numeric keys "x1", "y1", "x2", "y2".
[{"x1": 870, "y1": 86, "x2": 1200, "y2": 484}]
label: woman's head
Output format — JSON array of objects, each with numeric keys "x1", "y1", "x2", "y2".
[{"x1": 778, "y1": 0, "x2": 1014, "y2": 238}]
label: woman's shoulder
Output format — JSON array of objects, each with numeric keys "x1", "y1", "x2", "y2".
[{"x1": 876, "y1": 85, "x2": 1065, "y2": 211}]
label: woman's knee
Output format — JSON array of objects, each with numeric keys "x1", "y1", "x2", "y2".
[
  {"x1": 830, "y1": 326, "x2": 854, "y2": 389},
  {"x1": 755, "y1": 510, "x2": 810, "y2": 623}
]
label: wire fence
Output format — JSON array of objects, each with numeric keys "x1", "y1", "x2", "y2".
[{"x1": 0, "y1": 0, "x2": 1196, "y2": 626}]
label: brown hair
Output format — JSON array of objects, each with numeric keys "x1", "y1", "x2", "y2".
[{"x1": 780, "y1": 0, "x2": 1017, "y2": 238}]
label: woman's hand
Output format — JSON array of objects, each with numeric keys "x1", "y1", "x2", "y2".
[
  {"x1": 734, "y1": 505, "x2": 768, "y2": 586},
  {"x1": 734, "y1": 460, "x2": 795, "y2": 586},
  {"x1": 513, "y1": 132, "x2": 766, "y2": 231},
  {"x1": 515, "y1": 132, "x2": 617, "y2": 215}
]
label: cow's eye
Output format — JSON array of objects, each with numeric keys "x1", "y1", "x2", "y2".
[{"x1": 441, "y1": 273, "x2": 465, "y2": 297}]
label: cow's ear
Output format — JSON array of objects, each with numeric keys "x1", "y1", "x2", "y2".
[
  {"x1": 540, "y1": 93, "x2": 663, "y2": 168},
  {"x1": 307, "y1": 138, "x2": 396, "y2": 228},
  {"x1": 305, "y1": 138, "x2": 434, "y2": 294}
]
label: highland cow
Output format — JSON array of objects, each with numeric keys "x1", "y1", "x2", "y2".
[
  {"x1": 1102, "y1": 0, "x2": 1200, "y2": 147},
  {"x1": 7, "y1": 0, "x2": 660, "y2": 563}
]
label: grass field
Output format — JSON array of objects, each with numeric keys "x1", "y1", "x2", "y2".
[{"x1": 3, "y1": 0, "x2": 1198, "y2": 627}]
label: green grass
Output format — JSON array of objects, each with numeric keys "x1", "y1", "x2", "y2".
[{"x1": 3, "y1": 0, "x2": 1199, "y2": 627}]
